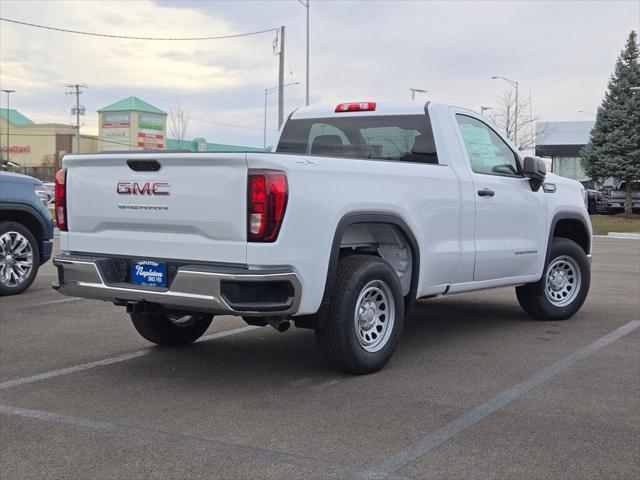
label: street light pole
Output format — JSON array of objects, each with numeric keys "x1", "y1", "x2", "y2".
[
  {"x1": 409, "y1": 88, "x2": 427, "y2": 101},
  {"x1": 264, "y1": 82, "x2": 300, "y2": 148},
  {"x1": 264, "y1": 88, "x2": 268, "y2": 148},
  {"x1": 1, "y1": 89, "x2": 15, "y2": 165},
  {"x1": 278, "y1": 26, "x2": 285, "y2": 129},
  {"x1": 491, "y1": 76, "x2": 519, "y2": 147},
  {"x1": 297, "y1": 0, "x2": 310, "y2": 106},
  {"x1": 515, "y1": 81, "x2": 519, "y2": 147}
]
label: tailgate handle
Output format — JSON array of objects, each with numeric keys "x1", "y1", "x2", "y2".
[{"x1": 127, "y1": 160, "x2": 161, "y2": 172}]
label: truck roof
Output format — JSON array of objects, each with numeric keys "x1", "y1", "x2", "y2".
[{"x1": 289, "y1": 101, "x2": 438, "y2": 119}]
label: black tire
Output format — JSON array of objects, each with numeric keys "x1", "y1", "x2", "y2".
[
  {"x1": 315, "y1": 255, "x2": 405, "y2": 374},
  {"x1": 0, "y1": 221, "x2": 40, "y2": 296},
  {"x1": 516, "y1": 238, "x2": 590, "y2": 321},
  {"x1": 130, "y1": 309, "x2": 214, "y2": 346}
]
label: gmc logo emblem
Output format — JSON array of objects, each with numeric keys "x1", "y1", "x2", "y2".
[{"x1": 116, "y1": 181, "x2": 170, "y2": 195}]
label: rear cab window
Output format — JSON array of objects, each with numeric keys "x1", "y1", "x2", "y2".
[{"x1": 277, "y1": 114, "x2": 439, "y2": 164}]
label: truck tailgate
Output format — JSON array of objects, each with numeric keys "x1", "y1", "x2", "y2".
[{"x1": 64, "y1": 153, "x2": 248, "y2": 264}]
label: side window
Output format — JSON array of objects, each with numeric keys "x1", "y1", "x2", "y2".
[{"x1": 455, "y1": 114, "x2": 521, "y2": 177}]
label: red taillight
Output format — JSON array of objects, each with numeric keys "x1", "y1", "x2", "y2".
[
  {"x1": 54, "y1": 168, "x2": 67, "y2": 231},
  {"x1": 247, "y1": 170, "x2": 288, "y2": 242},
  {"x1": 335, "y1": 102, "x2": 376, "y2": 113}
]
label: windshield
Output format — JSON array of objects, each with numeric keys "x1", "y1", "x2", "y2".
[{"x1": 276, "y1": 114, "x2": 438, "y2": 164}]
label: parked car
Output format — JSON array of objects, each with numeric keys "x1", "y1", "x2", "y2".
[
  {"x1": 585, "y1": 188, "x2": 607, "y2": 214},
  {"x1": 41, "y1": 181, "x2": 55, "y2": 203},
  {"x1": 51, "y1": 101, "x2": 592, "y2": 373},
  {"x1": 602, "y1": 180, "x2": 640, "y2": 213},
  {"x1": 0, "y1": 172, "x2": 54, "y2": 295}
]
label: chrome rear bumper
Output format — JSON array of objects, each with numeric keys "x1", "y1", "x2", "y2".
[{"x1": 52, "y1": 254, "x2": 301, "y2": 316}]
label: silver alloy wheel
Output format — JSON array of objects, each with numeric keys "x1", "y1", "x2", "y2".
[
  {"x1": 544, "y1": 255, "x2": 581, "y2": 307},
  {"x1": 0, "y1": 231, "x2": 34, "y2": 288},
  {"x1": 354, "y1": 279, "x2": 395, "y2": 353},
  {"x1": 167, "y1": 314, "x2": 198, "y2": 327}
]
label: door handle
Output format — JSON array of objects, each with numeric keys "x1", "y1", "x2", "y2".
[{"x1": 478, "y1": 189, "x2": 495, "y2": 197}]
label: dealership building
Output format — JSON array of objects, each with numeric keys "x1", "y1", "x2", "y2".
[
  {"x1": 1, "y1": 96, "x2": 265, "y2": 180},
  {"x1": 535, "y1": 121, "x2": 603, "y2": 186}
]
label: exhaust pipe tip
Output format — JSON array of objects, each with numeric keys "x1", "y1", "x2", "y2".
[
  {"x1": 278, "y1": 321, "x2": 291, "y2": 332},
  {"x1": 267, "y1": 317, "x2": 291, "y2": 332}
]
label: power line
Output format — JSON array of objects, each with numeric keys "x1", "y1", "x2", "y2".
[{"x1": 0, "y1": 17, "x2": 278, "y2": 41}]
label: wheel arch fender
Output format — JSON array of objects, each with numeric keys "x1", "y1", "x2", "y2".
[
  {"x1": 322, "y1": 212, "x2": 421, "y2": 309},
  {"x1": 0, "y1": 203, "x2": 48, "y2": 260},
  {"x1": 546, "y1": 212, "x2": 591, "y2": 264}
]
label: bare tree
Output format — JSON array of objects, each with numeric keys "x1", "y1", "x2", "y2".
[
  {"x1": 487, "y1": 89, "x2": 542, "y2": 151},
  {"x1": 169, "y1": 104, "x2": 191, "y2": 142}
]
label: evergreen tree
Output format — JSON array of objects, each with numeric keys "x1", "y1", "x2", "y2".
[{"x1": 582, "y1": 31, "x2": 640, "y2": 214}]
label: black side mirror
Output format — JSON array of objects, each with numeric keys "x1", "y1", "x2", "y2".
[{"x1": 523, "y1": 156, "x2": 546, "y2": 191}]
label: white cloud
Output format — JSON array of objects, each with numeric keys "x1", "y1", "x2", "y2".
[{"x1": 1, "y1": 0, "x2": 276, "y2": 91}]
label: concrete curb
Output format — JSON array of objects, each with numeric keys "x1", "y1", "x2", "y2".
[{"x1": 607, "y1": 232, "x2": 640, "y2": 240}]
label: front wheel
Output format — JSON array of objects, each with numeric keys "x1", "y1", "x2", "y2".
[
  {"x1": 316, "y1": 255, "x2": 405, "y2": 374},
  {"x1": 516, "y1": 238, "x2": 590, "y2": 321},
  {"x1": 0, "y1": 222, "x2": 40, "y2": 296},
  {"x1": 130, "y1": 309, "x2": 213, "y2": 346}
]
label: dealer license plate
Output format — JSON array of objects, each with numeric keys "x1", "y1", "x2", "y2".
[{"x1": 131, "y1": 260, "x2": 167, "y2": 287}]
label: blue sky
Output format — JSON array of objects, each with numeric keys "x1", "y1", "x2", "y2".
[{"x1": 0, "y1": 0, "x2": 638, "y2": 147}]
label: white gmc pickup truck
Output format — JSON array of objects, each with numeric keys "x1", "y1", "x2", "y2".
[{"x1": 53, "y1": 101, "x2": 592, "y2": 373}]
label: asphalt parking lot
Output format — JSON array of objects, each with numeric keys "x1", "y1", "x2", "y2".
[{"x1": 1, "y1": 236, "x2": 639, "y2": 479}]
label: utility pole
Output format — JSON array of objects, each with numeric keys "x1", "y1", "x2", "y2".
[
  {"x1": 278, "y1": 26, "x2": 285, "y2": 129},
  {"x1": 1, "y1": 89, "x2": 15, "y2": 165},
  {"x1": 65, "y1": 84, "x2": 86, "y2": 153}
]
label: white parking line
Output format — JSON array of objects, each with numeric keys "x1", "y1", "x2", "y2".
[
  {"x1": 0, "y1": 325, "x2": 258, "y2": 391},
  {"x1": 1, "y1": 321, "x2": 637, "y2": 479},
  {"x1": 23, "y1": 297, "x2": 83, "y2": 309},
  {"x1": 3, "y1": 297, "x2": 84, "y2": 314},
  {"x1": 0, "y1": 404, "x2": 374, "y2": 480},
  {"x1": 364, "y1": 320, "x2": 640, "y2": 478}
]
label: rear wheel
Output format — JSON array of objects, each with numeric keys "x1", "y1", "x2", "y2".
[
  {"x1": 130, "y1": 309, "x2": 213, "y2": 346},
  {"x1": 516, "y1": 238, "x2": 590, "y2": 321},
  {"x1": 316, "y1": 255, "x2": 404, "y2": 374},
  {"x1": 0, "y1": 222, "x2": 39, "y2": 296}
]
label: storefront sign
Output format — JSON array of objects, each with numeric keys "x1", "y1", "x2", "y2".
[
  {"x1": 103, "y1": 129, "x2": 131, "y2": 149},
  {"x1": 103, "y1": 112, "x2": 130, "y2": 128},
  {"x1": 137, "y1": 113, "x2": 165, "y2": 150},
  {"x1": 1, "y1": 145, "x2": 30, "y2": 153}
]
